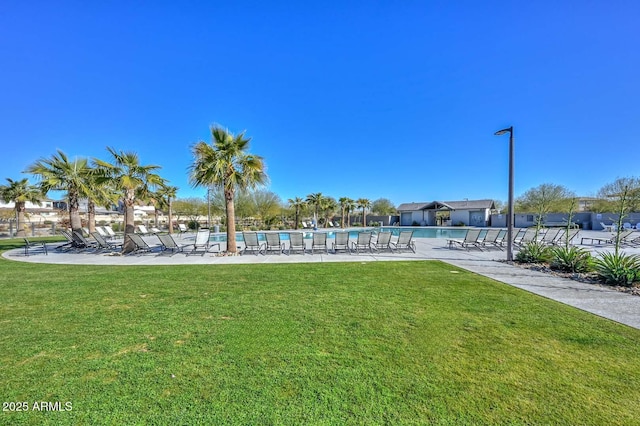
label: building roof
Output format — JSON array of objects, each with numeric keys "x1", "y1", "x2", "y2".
[{"x1": 397, "y1": 199, "x2": 495, "y2": 211}]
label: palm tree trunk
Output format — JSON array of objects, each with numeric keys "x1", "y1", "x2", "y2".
[
  {"x1": 68, "y1": 192, "x2": 82, "y2": 234},
  {"x1": 122, "y1": 192, "x2": 137, "y2": 253},
  {"x1": 225, "y1": 188, "x2": 237, "y2": 253},
  {"x1": 168, "y1": 198, "x2": 174, "y2": 234},
  {"x1": 88, "y1": 201, "x2": 96, "y2": 233},
  {"x1": 16, "y1": 202, "x2": 26, "y2": 238},
  {"x1": 362, "y1": 208, "x2": 366, "y2": 227}
]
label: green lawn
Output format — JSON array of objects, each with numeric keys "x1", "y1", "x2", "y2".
[{"x1": 1, "y1": 239, "x2": 640, "y2": 424}]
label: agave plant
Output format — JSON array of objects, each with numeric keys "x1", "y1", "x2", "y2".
[
  {"x1": 515, "y1": 241, "x2": 551, "y2": 264},
  {"x1": 594, "y1": 252, "x2": 640, "y2": 286},
  {"x1": 549, "y1": 246, "x2": 593, "y2": 273}
]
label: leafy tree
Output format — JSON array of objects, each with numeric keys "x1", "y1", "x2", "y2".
[
  {"x1": 26, "y1": 150, "x2": 94, "y2": 234},
  {"x1": 94, "y1": 147, "x2": 165, "y2": 253},
  {"x1": 371, "y1": 198, "x2": 397, "y2": 215},
  {"x1": 597, "y1": 177, "x2": 640, "y2": 254},
  {"x1": 189, "y1": 126, "x2": 267, "y2": 253},
  {"x1": 288, "y1": 197, "x2": 306, "y2": 230},
  {"x1": 253, "y1": 190, "x2": 282, "y2": 227},
  {"x1": 0, "y1": 178, "x2": 43, "y2": 237},
  {"x1": 356, "y1": 198, "x2": 371, "y2": 227},
  {"x1": 515, "y1": 183, "x2": 576, "y2": 237},
  {"x1": 172, "y1": 197, "x2": 207, "y2": 224}
]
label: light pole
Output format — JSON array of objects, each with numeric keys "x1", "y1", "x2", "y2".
[{"x1": 494, "y1": 126, "x2": 514, "y2": 262}]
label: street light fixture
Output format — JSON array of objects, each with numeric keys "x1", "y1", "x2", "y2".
[{"x1": 494, "y1": 126, "x2": 514, "y2": 262}]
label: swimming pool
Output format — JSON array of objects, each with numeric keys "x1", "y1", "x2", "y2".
[{"x1": 208, "y1": 227, "x2": 472, "y2": 242}]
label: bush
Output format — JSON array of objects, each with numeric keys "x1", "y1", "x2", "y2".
[
  {"x1": 187, "y1": 220, "x2": 199, "y2": 230},
  {"x1": 594, "y1": 252, "x2": 640, "y2": 287},
  {"x1": 550, "y1": 246, "x2": 593, "y2": 273},
  {"x1": 515, "y1": 241, "x2": 551, "y2": 264}
]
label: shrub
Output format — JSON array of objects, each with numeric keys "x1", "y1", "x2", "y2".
[
  {"x1": 515, "y1": 241, "x2": 551, "y2": 264},
  {"x1": 187, "y1": 220, "x2": 199, "y2": 230},
  {"x1": 550, "y1": 246, "x2": 593, "y2": 273},
  {"x1": 594, "y1": 252, "x2": 640, "y2": 287}
]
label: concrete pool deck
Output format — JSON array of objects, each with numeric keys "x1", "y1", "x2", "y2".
[{"x1": 3, "y1": 230, "x2": 640, "y2": 330}]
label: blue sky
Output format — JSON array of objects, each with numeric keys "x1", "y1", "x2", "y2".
[{"x1": 1, "y1": 1, "x2": 638, "y2": 207}]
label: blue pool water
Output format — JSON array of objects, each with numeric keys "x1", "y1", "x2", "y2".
[{"x1": 208, "y1": 227, "x2": 470, "y2": 242}]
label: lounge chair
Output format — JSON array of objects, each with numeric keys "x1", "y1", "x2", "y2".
[
  {"x1": 156, "y1": 233, "x2": 188, "y2": 254},
  {"x1": 447, "y1": 229, "x2": 482, "y2": 251},
  {"x1": 56, "y1": 229, "x2": 75, "y2": 251},
  {"x1": 72, "y1": 230, "x2": 98, "y2": 250},
  {"x1": 91, "y1": 232, "x2": 123, "y2": 251},
  {"x1": 242, "y1": 232, "x2": 266, "y2": 255},
  {"x1": 540, "y1": 228, "x2": 562, "y2": 246},
  {"x1": 150, "y1": 227, "x2": 162, "y2": 234},
  {"x1": 373, "y1": 231, "x2": 393, "y2": 252},
  {"x1": 126, "y1": 233, "x2": 161, "y2": 254},
  {"x1": 332, "y1": 231, "x2": 350, "y2": 254},
  {"x1": 95, "y1": 226, "x2": 110, "y2": 239},
  {"x1": 136, "y1": 225, "x2": 151, "y2": 235},
  {"x1": 600, "y1": 222, "x2": 615, "y2": 232},
  {"x1": 311, "y1": 232, "x2": 328, "y2": 254},
  {"x1": 188, "y1": 229, "x2": 219, "y2": 255},
  {"x1": 391, "y1": 230, "x2": 417, "y2": 253},
  {"x1": 178, "y1": 223, "x2": 189, "y2": 234},
  {"x1": 286, "y1": 232, "x2": 306, "y2": 255},
  {"x1": 479, "y1": 229, "x2": 502, "y2": 250},
  {"x1": 265, "y1": 233, "x2": 284, "y2": 255},
  {"x1": 351, "y1": 232, "x2": 373, "y2": 254},
  {"x1": 103, "y1": 225, "x2": 120, "y2": 239},
  {"x1": 23, "y1": 237, "x2": 47, "y2": 256},
  {"x1": 513, "y1": 228, "x2": 537, "y2": 248}
]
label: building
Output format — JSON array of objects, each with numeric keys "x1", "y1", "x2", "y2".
[{"x1": 397, "y1": 199, "x2": 496, "y2": 227}]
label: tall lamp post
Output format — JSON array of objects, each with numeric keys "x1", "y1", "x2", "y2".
[{"x1": 494, "y1": 126, "x2": 515, "y2": 262}]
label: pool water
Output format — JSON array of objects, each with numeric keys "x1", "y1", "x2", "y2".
[{"x1": 208, "y1": 227, "x2": 471, "y2": 242}]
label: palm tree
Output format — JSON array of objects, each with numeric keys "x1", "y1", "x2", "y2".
[
  {"x1": 0, "y1": 178, "x2": 43, "y2": 237},
  {"x1": 338, "y1": 197, "x2": 353, "y2": 228},
  {"x1": 155, "y1": 185, "x2": 178, "y2": 233},
  {"x1": 189, "y1": 126, "x2": 267, "y2": 254},
  {"x1": 342, "y1": 197, "x2": 356, "y2": 227},
  {"x1": 356, "y1": 198, "x2": 371, "y2": 227},
  {"x1": 305, "y1": 192, "x2": 324, "y2": 227},
  {"x1": 94, "y1": 147, "x2": 165, "y2": 253},
  {"x1": 25, "y1": 150, "x2": 94, "y2": 234},
  {"x1": 288, "y1": 197, "x2": 305, "y2": 229},
  {"x1": 320, "y1": 197, "x2": 338, "y2": 227}
]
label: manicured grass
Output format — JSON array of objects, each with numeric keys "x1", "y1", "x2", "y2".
[{"x1": 1, "y1": 241, "x2": 640, "y2": 424}]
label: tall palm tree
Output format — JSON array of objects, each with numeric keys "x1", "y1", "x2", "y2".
[
  {"x1": 288, "y1": 197, "x2": 305, "y2": 230},
  {"x1": 94, "y1": 147, "x2": 165, "y2": 253},
  {"x1": 189, "y1": 126, "x2": 267, "y2": 254},
  {"x1": 0, "y1": 178, "x2": 43, "y2": 237},
  {"x1": 154, "y1": 185, "x2": 178, "y2": 233},
  {"x1": 85, "y1": 171, "x2": 118, "y2": 234},
  {"x1": 356, "y1": 198, "x2": 371, "y2": 227},
  {"x1": 342, "y1": 197, "x2": 356, "y2": 227},
  {"x1": 320, "y1": 197, "x2": 338, "y2": 228},
  {"x1": 25, "y1": 150, "x2": 94, "y2": 234},
  {"x1": 305, "y1": 192, "x2": 324, "y2": 227},
  {"x1": 338, "y1": 197, "x2": 353, "y2": 228}
]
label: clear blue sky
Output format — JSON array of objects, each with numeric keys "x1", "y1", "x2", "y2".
[{"x1": 1, "y1": 1, "x2": 638, "y2": 207}]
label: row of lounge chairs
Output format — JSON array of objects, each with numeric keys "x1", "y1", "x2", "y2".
[
  {"x1": 580, "y1": 230, "x2": 640, "y2": 247},
  {"x1": 447, "y1": 228, "x2": 580, "y2": 251},
  {"x1": 241, "y1": 230, "x2": 416, "y2": 255}
]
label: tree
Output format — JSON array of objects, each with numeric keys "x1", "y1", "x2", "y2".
[
  {"x1": 597, "y1": 177, "x2": 640, "y2": 254},
  {"x1": 189, "y1": 126, "x2": 267, "y2": 254},
  {"x1": 305, "y1": 192, "x2": 324, "y2": 227},
  {"x1": 371, "y1": 198, "x2": 397, "y2": 215},
  {"x1": 340, "y1": 197, "x2": 355, "y2": 227},
  {"x1": 94, "y1": 147, "x2": 165, "y2": 253},
  {"x1": 154, "y1": 185, "x2": 178, "y2": 233},
  {"x1": 172, "y1": 197, "x2": 207, "y2": 225},
  {"x1": 26, "y1": 150, "x2": 94, "y2": 234},
  {"x1": 252, "y1": 190, "x2": 282, "y2": 227},
  {"x1": 0, "y1": 178, "x2": 43, "y2": 237},
  {"x1": 288, "y1": 197, "x2": 306, "y2": 230},
  {"x1": 320, "y1": 196, "x2": 338, "y2": 227},
  {"x1": 515, "y1": 183, "x2": 576, "y2": 237},
  {"x1": 356, "y1": 198, "x2": 371, "y2": 227}
]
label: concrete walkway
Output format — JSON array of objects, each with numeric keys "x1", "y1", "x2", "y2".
[{"x1": 4, "y1": 230, "x2": 640, "y2": 330}]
